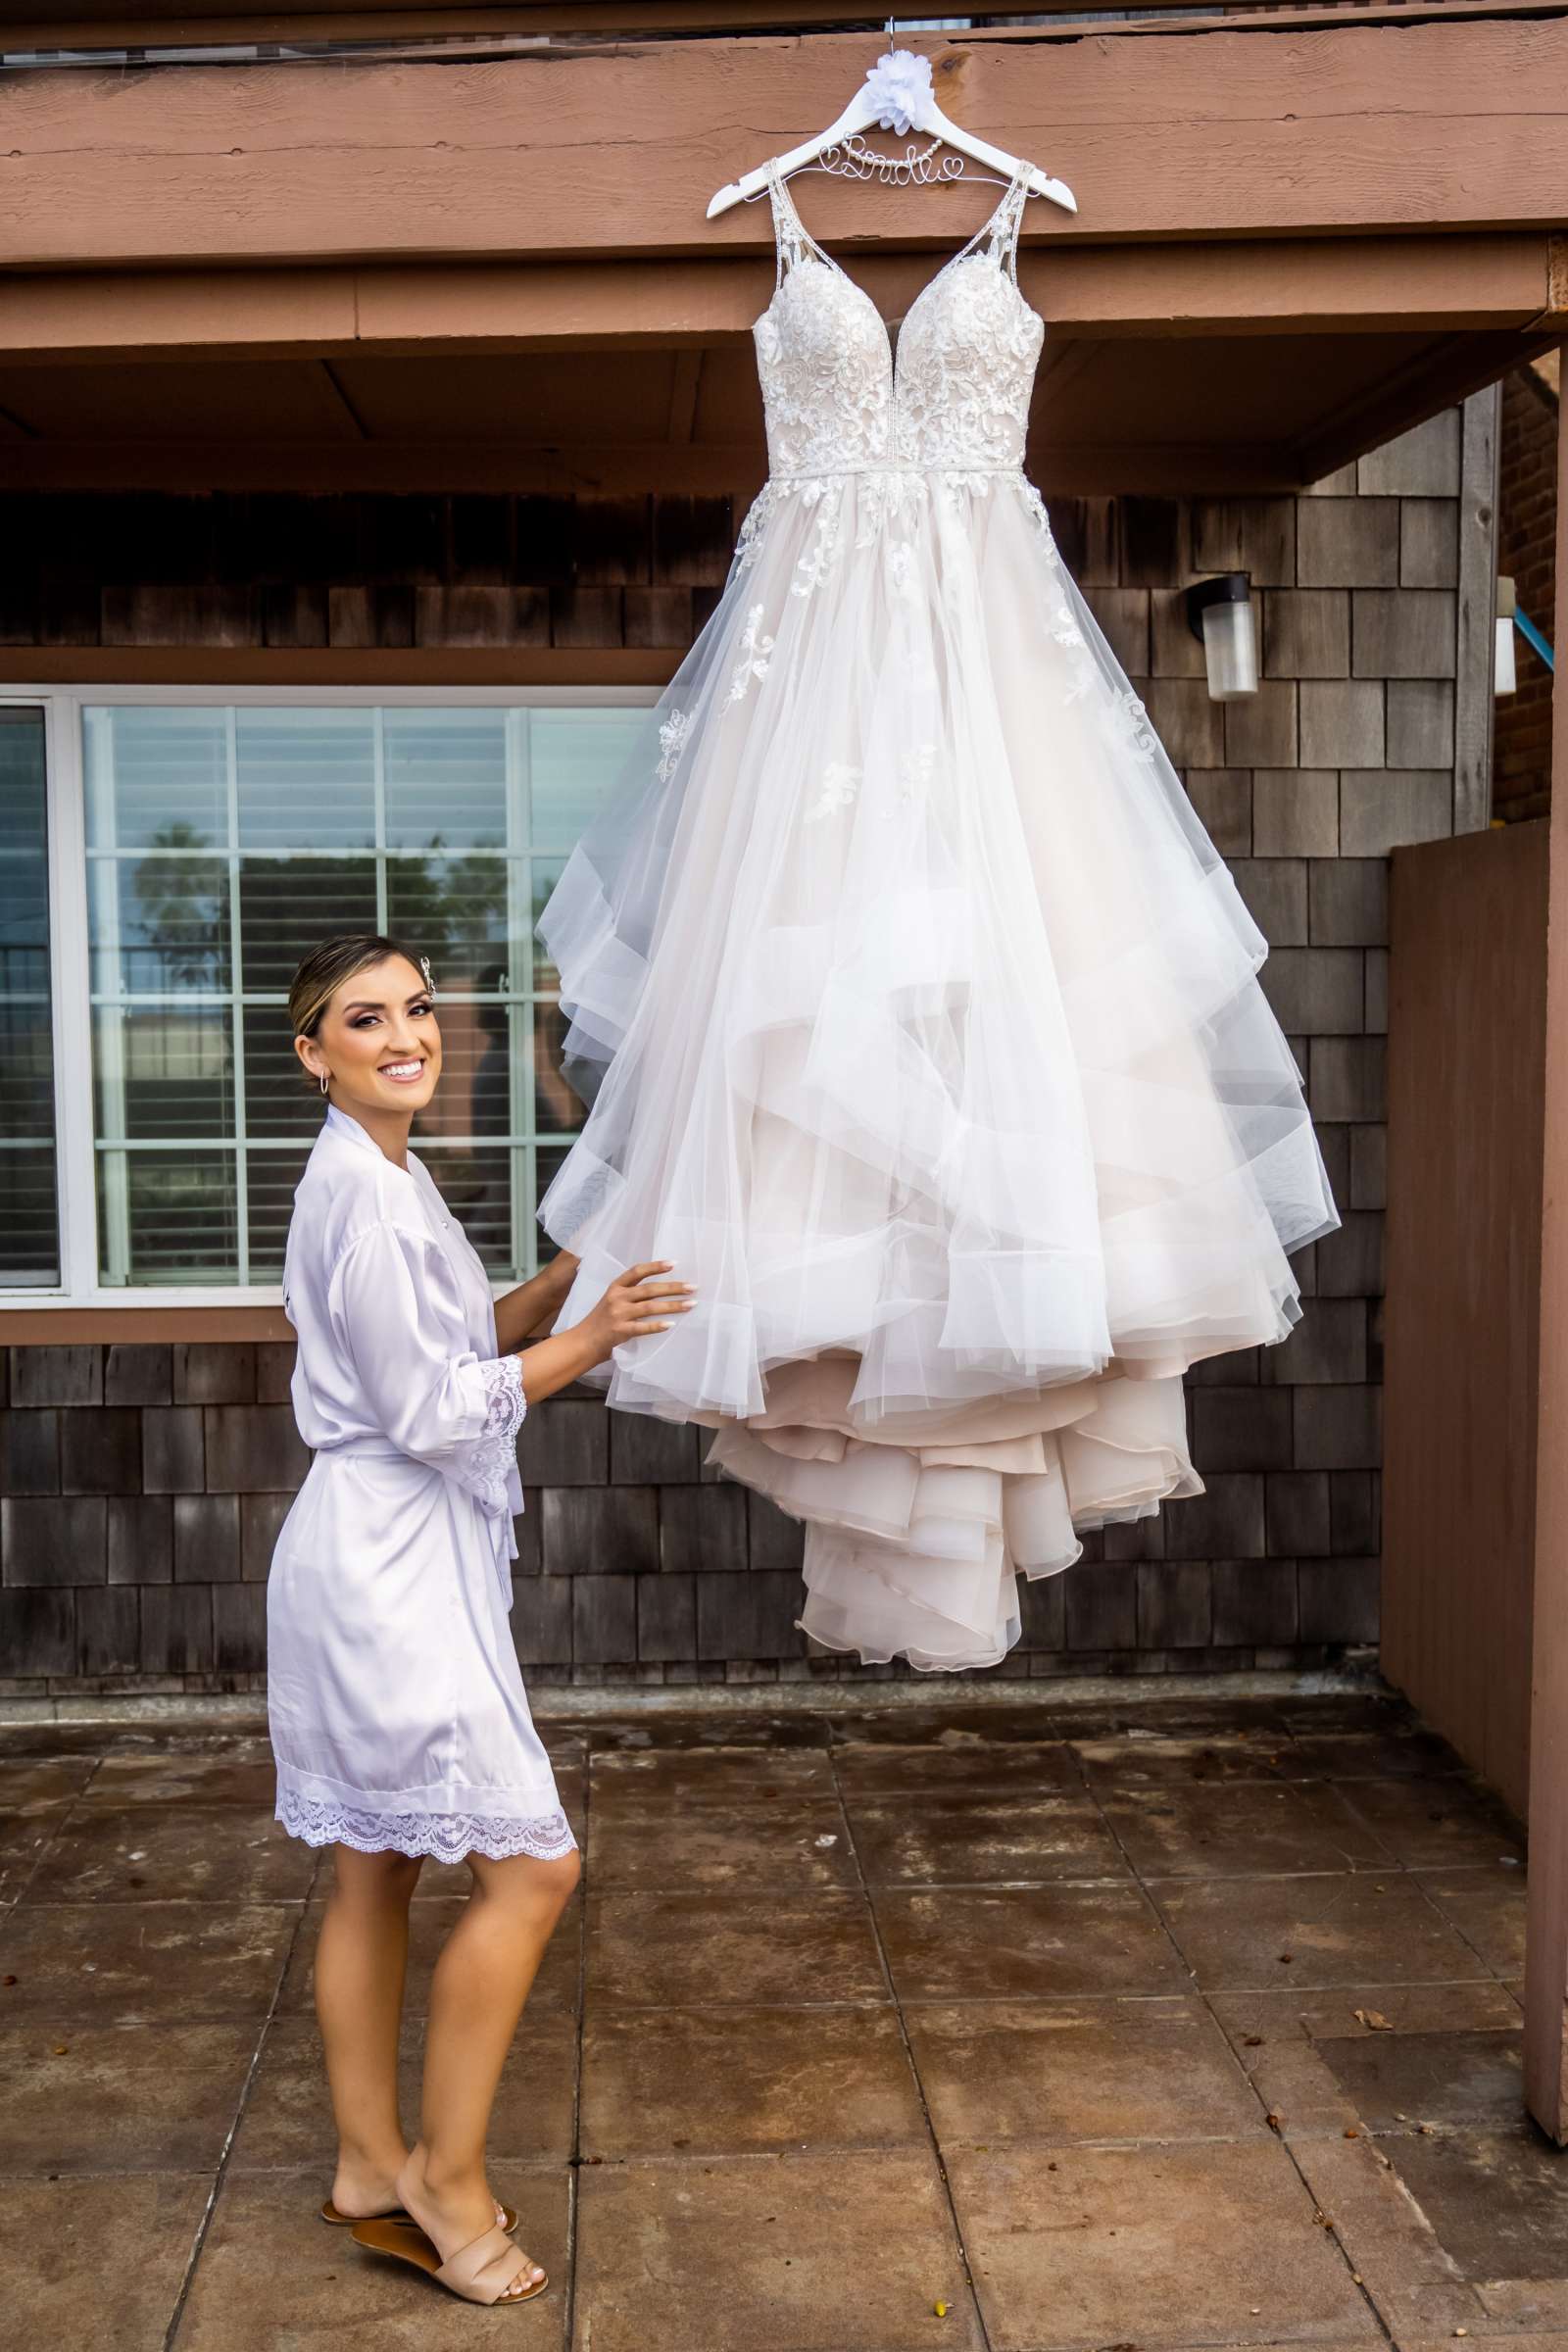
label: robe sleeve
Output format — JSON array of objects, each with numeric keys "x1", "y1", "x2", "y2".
[{"x1": 328, "y1": 1218, "x2": 526, "y2": 1517}]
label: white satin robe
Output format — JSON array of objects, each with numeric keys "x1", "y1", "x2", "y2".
[{"x1": 267, "y1": 1102, "x2": 575, "y2": 1862}]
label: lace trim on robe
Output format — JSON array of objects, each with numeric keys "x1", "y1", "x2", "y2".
[
  {"x1": 276, "y1": 1785, "x2": 577, "y2": 1862},
  {"x1": 454, "y1": 1351, "x2": 527, "y2": 1516}
]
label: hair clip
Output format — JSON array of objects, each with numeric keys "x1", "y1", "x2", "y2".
[{"x1": 418, "y1": 954, "x2": 436, "y2": 998}]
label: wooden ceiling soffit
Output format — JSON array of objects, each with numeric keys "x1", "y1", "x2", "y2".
[
  {"x1": 0, "y1": 238, "x2": 1552, "y2": 363},
  {"x1": 1, "y1": 20, "x2": 1565, "y2": 269}
]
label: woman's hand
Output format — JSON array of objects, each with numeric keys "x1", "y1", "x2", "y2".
[{"x1": 579, "y1": 1261, "x2": 694, "y2": 1363}]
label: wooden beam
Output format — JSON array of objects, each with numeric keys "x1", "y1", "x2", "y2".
[
  {"x1": 21, "y1": 0, "x2": 1568, "y2": 42},
  {"x1": 1524, "y1": 353, "x2": 1568, "y2": 2144},
  {"x1": 0, "y1": 1306, "x2": 296, "y2": 1342},
  {"x1": 0, "y1": 647, "x2": 681, "y2": 685},
  {"x1": 0, "y1": 239, "x2": 1550, "y2": 363},
  {"x1": 2, "y1": 23, "x2": 1566, "y2": 270}
]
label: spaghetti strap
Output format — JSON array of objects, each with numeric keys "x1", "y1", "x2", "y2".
[
  {"x1": 764, "y1": 161, "x2": 814, "y2": 289},
  {"x1": 983, "y1": 165, "x2": 1030, "y2": 284}
]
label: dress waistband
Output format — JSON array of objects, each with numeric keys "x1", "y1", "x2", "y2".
[{"x1": 766, "y1": 462, "x2": 1024, "y2": 483}]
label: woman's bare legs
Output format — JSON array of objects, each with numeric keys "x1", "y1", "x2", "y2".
[
  {"x1": 398, "y1": 1844, "x2": 581, "y2": 2299},
  {"x1": 315, "y1": 1846, "x2": 423, "y2": 2216}
]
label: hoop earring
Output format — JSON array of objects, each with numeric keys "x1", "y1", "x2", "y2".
[{"x1": 319, "y1": 1071, "x2": 330, "y2": 1098}]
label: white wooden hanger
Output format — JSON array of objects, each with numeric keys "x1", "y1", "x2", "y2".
[{"x1": 707, "y1": 44, "x2": 1076, "y2": 220}]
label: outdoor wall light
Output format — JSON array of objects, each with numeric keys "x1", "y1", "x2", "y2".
[
  {"x1": 1185, "y1": 571, "x2": 1257, "y2": 701},
  {"x1": 1494, "y1": 574, "x2": 1518, "y2": 696},
  {"x1": 1493, "y1": 573, "x2": 1554, "y2": 696}
]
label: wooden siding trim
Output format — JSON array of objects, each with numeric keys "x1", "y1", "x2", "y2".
[{"x1": 3, "y1": 25, "x2": 1568, "y2": 271}]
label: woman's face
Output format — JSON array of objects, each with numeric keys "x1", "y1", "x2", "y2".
[{"x1": 295, "y1": 953, "x2": 442, "y2": 1119}]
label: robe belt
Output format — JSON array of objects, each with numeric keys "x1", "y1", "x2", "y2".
[{"x1": 313, "y1": 1436, "x2": 516, "y2": 1609}]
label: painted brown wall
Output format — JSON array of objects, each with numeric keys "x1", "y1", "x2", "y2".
[
  {"x1": 0, "y1": 412, "x2": 1480, "y2": 1691},
  {"x1": 1383, "y1": 822, "x2": 1547, "y2": 1820}
]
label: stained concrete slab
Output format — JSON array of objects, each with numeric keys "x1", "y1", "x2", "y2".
[
  {"x1": 946, "y1": 2137, "x2": 1382, "y2": 2351},
  {"x1": 0, "y1": 1684, "x2": 1547, "y2": 2343},
  {"x1": 0, "y1": 2019, "x2": 258, "y2": 2173},
  {"x1": 1149, "y1": 1872, "x2": 1494, "y2": 1991},
  {"x1": 585, "y1": 1887, "x2": 888, "y2": 2008},
  {"x1": 902, "y1": 1994, "x2": 1265, "y2": 2145},
  {"x1": 0, "y1": 2173, "x2": 211, "y2": 2349},
  {"x1": 580, "y1": 2001, "x2": 926, "y2": 2159},
  {"x1": 842, "y1": 1790, "x2": 1129, "y2": 1885},
  {"x1": 573, "y1": 2147, "x2": 983, "y2": 2352},
  {"x1": 875, "y1": 1880, "x2": 1192, "y2": 2001}
]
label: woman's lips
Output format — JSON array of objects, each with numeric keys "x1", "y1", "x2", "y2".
[{"x1": 378, "y1": 1060, "x2": 427, "y2": 1085}]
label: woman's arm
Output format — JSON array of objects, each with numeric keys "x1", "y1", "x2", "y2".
[
  {"x1": 492, "y1": 1250, "x2": 579, "y2": 1354},
  {"x1": 517, "y1": 1262, "x2": 694, "y2": 1406}
]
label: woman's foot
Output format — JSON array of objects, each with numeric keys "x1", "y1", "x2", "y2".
[
  {"x1": 397, "y1": 2147, "x2": 545, "y2": 2303},
  {"x1": 332, "y1": 2148, "x2": 509, "y2": 2233}
]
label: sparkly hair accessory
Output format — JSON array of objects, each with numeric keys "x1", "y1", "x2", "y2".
[{"x1": 418, "y1": 954, "x2": 436, "y2": 997}]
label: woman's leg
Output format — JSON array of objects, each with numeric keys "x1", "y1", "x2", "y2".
[
  {"x1": 400, "y1": 1844, "x2": 581, "y2": 2295},
  {"x1": 315, "y1": 1845, "x2": 423, "y2": 2214}
]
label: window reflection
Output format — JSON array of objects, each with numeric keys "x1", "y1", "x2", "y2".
[{"x1": 83, "y1": 702, "x2": 637, "y2": 1287}]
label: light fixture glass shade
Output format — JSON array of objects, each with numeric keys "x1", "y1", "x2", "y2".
[
  {"x1": 1494, "y1": 613, "x2": 1517, "y2": 696},
  {"x1": 1200, "y1": 597, "x2": 1258, "y2": 701}
]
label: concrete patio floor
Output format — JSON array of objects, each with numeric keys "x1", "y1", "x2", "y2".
[{"x1": 0, "y1": 1685, "x2": 1555, "y2": 2352}]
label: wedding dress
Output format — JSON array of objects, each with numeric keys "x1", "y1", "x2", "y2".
[{"x1": 536, "y1": 160, "x2": 1339, "y2": 1671}]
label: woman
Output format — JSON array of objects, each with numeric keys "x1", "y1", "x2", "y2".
[{"x1": 268, "y1": 932, "x2": 690, "y2": 2310}]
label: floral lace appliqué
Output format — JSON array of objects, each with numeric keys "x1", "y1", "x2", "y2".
[
  {"x1": 657, "y1": 708, "x2": 692, "y2": 782},
  {"x1": 805, "y1": 760, "x2": 863, "y2": 823},
  {"x1": 727, "y1": 604, "x2": 775, "y2": 703},
  {"x1": 1108, "y1": 687, "x2": 1161, "y2": 763},
  {"x1": 276, "y1": 1786, "x2": 577, "y2": 1863}
]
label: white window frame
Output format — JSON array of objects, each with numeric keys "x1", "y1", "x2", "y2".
[{"x1": 2, "y1": 682, "x2": 660, "y2": 1311}]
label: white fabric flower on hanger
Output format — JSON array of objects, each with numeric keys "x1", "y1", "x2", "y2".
[{"x1": 863, "y1": 49, "x2": 932, "y2": 138}]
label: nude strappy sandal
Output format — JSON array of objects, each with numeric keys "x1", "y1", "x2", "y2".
[
  {"x1": 350, "y1": 2216, "x2": 548, "y2": 2306},
  {"x1": 321, "y1": 2195, "x2": 517, "y2": 2232}
]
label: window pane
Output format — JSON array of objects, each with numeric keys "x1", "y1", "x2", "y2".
[
  {"x1": 415, "y1": 1144, "x2": 513, "y2": 1275},
  {"x1": 85, "y1": 707, "x2": 229, "y2": 851},
  {"x1": 98, "y1": 1150, "x2": 238, "y2": 1287},
  {"x1": 386, "y1": 854, "x2": 510, "y2": 989},
  {"x1": 77, "y1": 701, "x2": 648, "y2": 1291},
  {"x1": 530, "y1": 710, "x2": 643, "y2": 852},
  {"x1": 0, "y1": 710, "x2": 59, "y2": 1286},
  {"x1": 239, "y1": 857, "x2": 378, "y2": 992},
  {"x1": 246, "y1": 1145, "x2": 313, "y2": 1283},
  {"x1": 385, "y1": 710, "x2": 508, "y2": 850},
  {"x1": 241, "y1": 1004, "x2": 323, "y2": 1142},
  {"x1": 412, "y1": 998, "x2": 514, "y2": 1142},
  {"x1": 93, "y1": 1003, "x2": 233, "y2": 1141},
  {"x1": 236, "y1": 709, "x2": 376, "y2": 851},
  {"x1": 89, "y1": 854, "x2": 231, "y2": 997}
]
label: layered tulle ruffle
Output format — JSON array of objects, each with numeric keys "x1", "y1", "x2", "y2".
[{"x1": 536, "y1": 470, "x2": 1338, "y2": 1668}]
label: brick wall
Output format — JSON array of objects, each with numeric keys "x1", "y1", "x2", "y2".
[
  {"x1": 1494, "y1": 359, "x2": 1559, "y2": 822},
  {"x1": 0, "y1": 413, "x2": 1488, "y2": 1691}
]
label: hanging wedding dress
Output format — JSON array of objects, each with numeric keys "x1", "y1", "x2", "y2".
[{"x1": 536, "y1": 161, "x2": 1339, "y2": 1671}]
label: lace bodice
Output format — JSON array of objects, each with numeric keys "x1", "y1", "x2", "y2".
[{"x1": 753, "y1": 161, "x2": 1045, "y2": 479}]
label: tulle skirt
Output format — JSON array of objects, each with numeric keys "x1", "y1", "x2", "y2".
[{"x1": 537, "y1": 467, "x2": 1339, "y2": 1670}]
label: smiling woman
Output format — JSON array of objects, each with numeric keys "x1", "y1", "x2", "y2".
[{"x1": 266, "y1": 928, "x2": 692, "y2": 2307}]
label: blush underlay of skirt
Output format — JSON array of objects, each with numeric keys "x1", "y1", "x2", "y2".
[{"x1": 698, "y1": 1348, "x2": 1202, "y2": 1671}]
